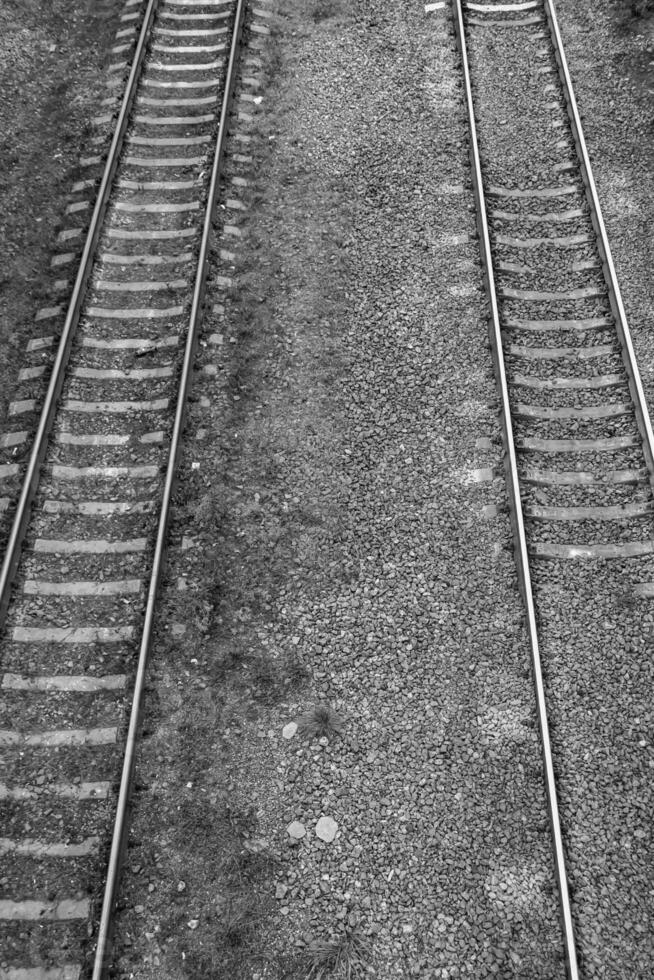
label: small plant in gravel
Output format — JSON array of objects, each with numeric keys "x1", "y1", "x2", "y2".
[
  {"x1": 303, "y1": 929, "x2": 370, "y2": 979},
  {"x1": 297, "y1": 704, "x2": 344, "y2": 741},
  {"x1": 245, "y1": 648, "x2": 310, "y2": 704},
  {"x1": 247, "y1": 650, "x2": 279, "y2": 702},
  {"x1": 283, "y1": 649, "x2": 312, "y2": 690},
  {"x1": 192, "y1": 488, "x2": 227, "y2": 528},
  {"x1": 220, "y1": 895, "x2": 259, "y2": 949},
  {"x1": 237, "y1": 845, "x2": 279, "y2": 883},
  {"x1": 310, "y1": 0, "x2": 343, "y2": 22},
  {"x1": 224, "y1": 801, "x2": 258, "y2": 837},
  {"x1": 615, "y1": 587, "x2": 637, "y2": 611}
]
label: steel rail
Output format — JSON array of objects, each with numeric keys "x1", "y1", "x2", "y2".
[
  {"x1": 544, "y1": 0, "x2": 654, "y2": 485},
  {"x1": 451, "y1": 2, "x2": 579, "y2": 977},
  {"x1": 91, "y1": 0, "x2": 247, "y2": 975},
  {"x1": 0, "y1": 0, "x2": 159, "y2": 624}
]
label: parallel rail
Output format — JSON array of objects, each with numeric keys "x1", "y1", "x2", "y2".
[
  {"x1": 0, "y1": 0, "x2": 249, "y2": 976},
  {"x1": 92, "y1": 2, "x2": 247, "y2": 974},
  {"x1": 455, "y1": 0, "x2": 654, "y2": 975},
  {"x1": 451, "y1": 3, "x2": 579, "y2": 976}
]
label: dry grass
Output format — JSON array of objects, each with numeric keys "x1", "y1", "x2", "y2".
[
  {"x1": 310, "y1": 0, "x2": 345, "y2": 22},
  {"x1": 297, "y1": 704, "x2": 345, "y2": 740},
  {"x1": 303, "y1": 930, "x2": 371, "y2": 979}
]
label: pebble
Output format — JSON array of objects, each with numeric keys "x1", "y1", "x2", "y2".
[
  {"x1": 287, "y1": 820, "x2": 306, "y2": 840},
  {"x1": 244, "y1": 837, "x2": 269, "y2": 853},
  {"x1": 282, "y1": 721, "x2": 298, "y2": 739},
  {"x1": 315, "y1": 816, "x2": 338, "y2": 843}
]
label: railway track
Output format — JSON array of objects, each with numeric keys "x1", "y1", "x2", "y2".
[
  {"x1": 453, "y1": 0, "x2": 654, "y2": 977},
  {"x1": 3, "y1": 0, "x2": 651, "y2": 976},
  {"x1": 0, "y1": 0, "x2": 264, "y2": 975}
]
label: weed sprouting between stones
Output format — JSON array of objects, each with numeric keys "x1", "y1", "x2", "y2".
[
  {"x1": 297, "y1": 704, "x2": 344, "y2": 741},
  {"x1": 245, "y1": 648, "x2": 311, "y2": 703},
  {"x1": 220, "y1": 896, "x2": 259, "y2": 949},
  {"x1": 283, "y1": 649, "x2": 312, "y2": 689},
  {"x1": 303, "y1": 929, "x2": 371, "y2": 979}
]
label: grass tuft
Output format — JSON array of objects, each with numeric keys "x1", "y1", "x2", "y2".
[
  {"x1": 283, "y1": 649, "x2": 312, "y2": 689},
  {"x1": 310, "y1": 0, "x2": 345, "y2": 22},
  {"x1": 303, "y1": 929, "x2": 370, "y2": 979},
  {"x1": 245, "y1": 648, "x2": 311, "y2": 704},
  {"x1": 297, "y1": 704, "x2": 344, "y2": 741},
  {"x1": 221, "y1": 897, "x2": 258, "y2": 949}
]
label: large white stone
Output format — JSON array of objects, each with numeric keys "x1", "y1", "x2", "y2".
[
  {"x1": 286, "y1": 821, "x2": 306, "y2": 840},
  {"x1": 315, "y1": 817, "x2": 338, "y2": 843}
]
